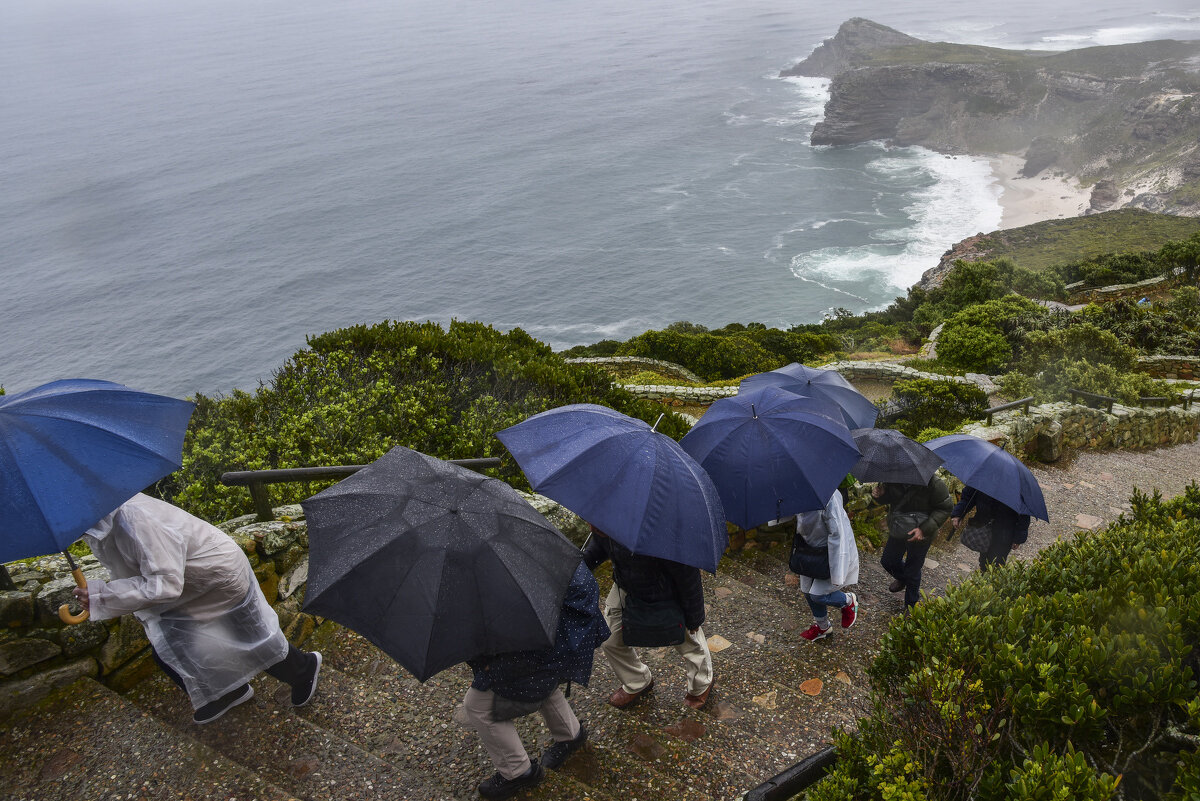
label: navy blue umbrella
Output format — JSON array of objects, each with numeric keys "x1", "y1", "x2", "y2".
[
  {"x1": 679, "y1": 387, "x2": 860, "y2": 529},
  {"x1": 849, "y1": 427, "x2": 943, "y2": 485},
  {"x1": 0, "y1": 379, "x2": 195, "y2": 563},
  {"x1": 301, "y1": 446, "x2": 583, "y2": 682},
  {"x1": 925, "y1": 434, "x2": 1049, "y2": 521},
  {"x1": 739, "y1": 363, "x2": 879, "y2": 431},
  {"x1": 497, "y1": 404, "x2": 728, "y2": 573}
]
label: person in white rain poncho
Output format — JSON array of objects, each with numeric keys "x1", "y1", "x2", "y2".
[
  {"x1": 788, "y1": 491, "x2": 860, "y2": 643},
  {"x1": 74, "y1": 493, "x2": 322, "y2": 724}
]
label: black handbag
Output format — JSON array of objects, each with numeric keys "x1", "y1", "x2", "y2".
[
  {"x1": 621, "y1": 593, "x2": 686, "y2": 647},
  {"x1": 960, "y1": 518, "x2": 994, "y2": 552},
  {"x1": 789, "y1": 538, "x2": 831, "y2": 579},
  {"x1": 790, "y1": 512, "x2": 832, "y2": 580}
]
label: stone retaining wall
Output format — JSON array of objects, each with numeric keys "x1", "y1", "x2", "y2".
[
  {"x1": 1064, "y1": 269, "x2": 1185, "y2": 305},
  {"x1": 617, "y1": 360, "x2": 990, "y2": 402},
  {"x1": 565, "y1": 355, "x2": 704, "y2": 383},
  {"x1": 1137, "y1": 355, "x2": 1199, "y2": 381}
]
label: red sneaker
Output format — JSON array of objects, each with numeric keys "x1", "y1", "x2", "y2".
[
  {"x1": 799, "y1": 623, "x2": 832, "y2": 642},
  {"x1": 841, "y1": 593, "x2": 858, "y2": 629}
]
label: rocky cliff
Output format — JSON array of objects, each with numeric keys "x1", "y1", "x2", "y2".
[{"x1": 782, "y1": 18, "x2": 1200, "y2": 216}]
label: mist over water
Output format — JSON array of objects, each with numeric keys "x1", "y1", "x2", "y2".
[{"x1": 2, "y1": 0, "x2": 1199, "y2": 396}]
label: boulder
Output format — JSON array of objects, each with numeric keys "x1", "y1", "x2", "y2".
[
  {"x1": 0, "y1": 657, "x2": 97, "y2": 718},
  {"x1": 0, "y1": 637, "x2": 61, "y2": 675}
]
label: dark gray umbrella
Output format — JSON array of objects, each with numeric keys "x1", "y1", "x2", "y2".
[
  {"x1": 300, "y1": 446, "x2": 583, "y2": 682},
  {"x1": 849, "y1": 428, "x2": 944, "y2": 484}
]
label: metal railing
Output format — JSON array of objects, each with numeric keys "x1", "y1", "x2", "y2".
[
  {"x1": 221, "y1": 458, "x2": 503, "y2": 521},
  {"x1": 1139, "y1": 395, "x2": 1194, "y2": 409},
  {"x1": 744, "y1": 746, "x2": 838, "y2": 800},
  {"x1": 1069, "y1": 388, "x2": 1118, "y2": 413},
  {"x1": 984, "y1": 397, "x2": 1034, "y2": 425}
]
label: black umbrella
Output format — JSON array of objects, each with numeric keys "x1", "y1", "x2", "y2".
[
  {"x1": 849, "y1": 428, "x2": 944, "y2": 484},
  {"x1": 300, "y1": 446, "x2": 583, "y2": 682}
]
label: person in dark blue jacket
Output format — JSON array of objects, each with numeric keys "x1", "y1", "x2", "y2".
[
  {"x1": 951, "y1": 486, "x2": 1030, "y2": 571},
  {"x1": 457, "y1": 563, "x2": 609, "y2": 799},
  {"x1": 582, "y1": 525, "x2": 713, "y2": 710}
]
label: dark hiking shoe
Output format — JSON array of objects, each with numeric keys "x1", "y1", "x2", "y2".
[
  {"x1": 292, "y1": 651, "x2": 322, "y2": 707},
  {"x1": 540, "y1": 724, "x2": 588, "y2": 770},
  {"x1": 193, "y1": 684, "x2": 254, "y2": 724},
  {"x1": 477, "y1": 760, "x2": 545, "y2": 799},
  {"x1": 888, "y1": 578, "x2": 905, "y2": 593}
]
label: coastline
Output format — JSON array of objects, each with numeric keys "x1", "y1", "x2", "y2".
[{"x1": 989, "y1": 153, "x2": 1091, "y2": 229}]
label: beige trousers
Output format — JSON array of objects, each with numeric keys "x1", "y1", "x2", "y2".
[
  {"x1": 600, "y1": 584, "x2": 713, "y2": 696},
  {"x1": 456, "y1": 687, "x2": 580, "y2": 779}
]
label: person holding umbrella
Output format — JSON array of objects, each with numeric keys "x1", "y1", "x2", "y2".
[
  {"x1": 951, "y1": 486, "x2": 1030, "y2": 571},
  {"x1": 457, "y1": 562, "x2": 610, "y2": 799},
  {"x1": 74, "y1": 493, "x2": 323, "y2": 724},
  {"x1": 792, "y1": 491, "x2": 860, "y2": 642},
  {"x1": 582, "y1": 524, "x2": 714, "y2": 709},
  {"x1": 870, "y1": 476, "x2": 953, "y2": 609}
]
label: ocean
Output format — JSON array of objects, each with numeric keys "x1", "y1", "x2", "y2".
[{"x1": 3, "y1": 0, "x2": 1199, "y2": 397}]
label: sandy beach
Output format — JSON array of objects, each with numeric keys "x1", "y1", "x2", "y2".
[{"x1": 989, "y1": 153, "x2": 1092, "y2": 229}]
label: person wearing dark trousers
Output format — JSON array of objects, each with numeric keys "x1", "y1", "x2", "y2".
[
  {"x1": 951, "y1": 486, "x2": 1030, "y2": 571},
  {"x1": 582, "y1": 526, "x2": 713, "y2": 710},
  {"x1": 872, "y1": 476, "x2": 953, "y2": 609},
  {"x1": 75, "y1": 493, "x2": 322, "y2": 724}
]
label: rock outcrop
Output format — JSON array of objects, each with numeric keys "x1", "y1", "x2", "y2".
[{"x1": 783, "y1": 18, "x2": 1200, "y2": 215}]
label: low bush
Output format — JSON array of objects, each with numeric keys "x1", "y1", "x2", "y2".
[
  {"x1": 885, "y1": 378, "x2": 989, "y2": 439},
  {"x1": 164, "y1": 320, "x2": 689, "y2": 522},
  {"x1": 806, "y1": 487, "x2": 1200, "y2": 801}
]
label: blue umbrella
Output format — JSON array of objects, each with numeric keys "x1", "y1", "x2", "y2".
[
  {"x1": 739, "y1": 363, "x2": 879, "y2": 430},
  {"x1": 0, "y1": 379, "x2": 195, "y2": 563},
  {"x1": 679, "y1": 387, "x2": 860, "y2": 529},
  {"x1": 497, "y1": 404, "x2": 728, "y2": 573},
  {"x1": 925, "y1": 434, "x2": 1049, "y2": 521}
]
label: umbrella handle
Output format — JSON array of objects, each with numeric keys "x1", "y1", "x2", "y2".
[{"x1": 58, "y1": 568, "x2": 90, "y2": 625}]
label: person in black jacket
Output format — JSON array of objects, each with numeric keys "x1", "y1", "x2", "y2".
[
  {"x1": 871, "y1": 475, "x2": 953, "y2": 609},
  {"x1": 456, "y1": 563, "x2": 609, "y2": 799},
  {"x1": 951, "y1": 486, "x2": 1030, "y2": 571},
  {"x1": 582, "y1": 525, "x2": 713, "y2": 709}
]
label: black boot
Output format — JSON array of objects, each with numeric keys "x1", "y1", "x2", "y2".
[{"x1": 477, "y1": 760, "x2": 545, "y2": 799}]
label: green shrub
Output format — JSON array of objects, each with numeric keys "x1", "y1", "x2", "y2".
[
  {"x1": 808, "y1": 489, "x2": 1200, "y2": 801},
  {"x1": 886, "y1": 378, "x2": 989, "y2": 439},
  {"x1": 937, "y1": 326, "x2": 1012, "y2": 373},
  {"x1": 166, "y1": 320, "x2": 689, "y2": 522}
]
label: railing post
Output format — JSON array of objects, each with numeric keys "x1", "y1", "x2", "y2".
[{"x1": 248, "y1": 481, "x2": 274, "y2": 522}]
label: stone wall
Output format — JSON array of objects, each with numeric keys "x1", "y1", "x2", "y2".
[
  {"x1": 616, "y1": 360, "x2": 991, "y2": 402},
  {"x1": 564, "y1": 355, "x2": 704, "y2": 383},
  {"x1": 1137, "y1": 355, "x2": 1199, "y2": 381},
  {"x1": 1064, "y1": 269, "x2": 1186, "y2": 305}
]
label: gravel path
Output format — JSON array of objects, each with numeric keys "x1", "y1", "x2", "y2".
[{"x1": 1019, "y1": 437, "x2": 1200, "y2": 558}]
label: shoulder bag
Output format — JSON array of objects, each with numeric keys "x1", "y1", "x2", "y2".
[
  {"x1": 621, "y1": 592, "x2": 686, "y2": 647},
  {"x1": 789, "y1": 511, "x2": 832, "y2": 579},
  {"x1": 960, "y1": 517, "x2": 994, "y2": 552}
]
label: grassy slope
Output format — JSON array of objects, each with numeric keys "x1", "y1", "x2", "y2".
[{"x1": 965, "y1": 209, "x2": 1200, "y2": 272}]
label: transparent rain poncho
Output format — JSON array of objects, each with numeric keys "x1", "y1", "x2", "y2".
[
  {"x1": 795, "y1": 491, "x2": 860, "y2": 596},
  {"x1": 84, "y1": 493, "x2": 288, "y2": 708}
]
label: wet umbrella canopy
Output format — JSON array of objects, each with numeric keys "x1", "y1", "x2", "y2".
[
  {"x1": 926, "y1": 434, "x2": 1049, "y2": 521},
  {"x1": 679, "y1": 387, "x2": 860, "y2": 529},
  {"x1": 849, "y1": 428, "x2": 944, "y2": 485},
  {"x1": 0, "y1": 379, "x2": 195, "y2": 563},
  {"x1": 739, "y1": 363, "x2": 879, "y2": 431},
  {"x1": 497, "y1": 404, "x2": 727, "y2": 573},
  {"x1": 301, "y1": 446, "x2": 583, "y2": 682}
]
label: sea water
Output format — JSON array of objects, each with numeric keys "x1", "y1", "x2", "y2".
[{"x1": 2, "y1": 0, "x2": 1199, "y2": 396}]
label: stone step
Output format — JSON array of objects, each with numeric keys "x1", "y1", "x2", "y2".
[
  {"x1": 304, "y1": 623, "x2": 697, "y2": 801},
  {"x1": 125, "y1": 667, "x2": 447, "y2": 801},
  {"x1": 0, "y1": 676, "x2": 293, "y2": 801}
]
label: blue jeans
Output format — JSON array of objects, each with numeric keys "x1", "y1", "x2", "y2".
[{"x1": 805, "y1": 590, "x2": 850, "y2": 620}]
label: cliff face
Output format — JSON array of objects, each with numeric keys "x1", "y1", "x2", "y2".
[{"x1": 783, "y1": 19, "x2": 1200, "y2": 216}]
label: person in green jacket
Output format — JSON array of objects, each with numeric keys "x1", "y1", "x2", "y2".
[{"x1": 871, "y1": 475, "x2": 953, "y2": 609}]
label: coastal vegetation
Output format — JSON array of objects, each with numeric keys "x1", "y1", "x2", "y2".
[
  {"x1": 162, "y1": 320, "x2": 689, "y2": 522},
  {"x1": 805, "y1": 486, "x2": 1200, "y2": 801}
]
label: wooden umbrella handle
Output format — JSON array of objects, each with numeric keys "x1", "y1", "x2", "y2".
[{"x1": 58, "y1": 568, "x2": 90, "y2": 625}]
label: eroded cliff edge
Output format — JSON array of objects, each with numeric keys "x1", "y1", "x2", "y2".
[{"x1": 782, "y1": 18, "x2": 1200, "y2": 216}]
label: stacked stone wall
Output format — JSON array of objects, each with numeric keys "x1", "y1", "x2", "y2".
[{"x1": 1137, "y1": 355, "x2": 1199, "y2": 381}]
